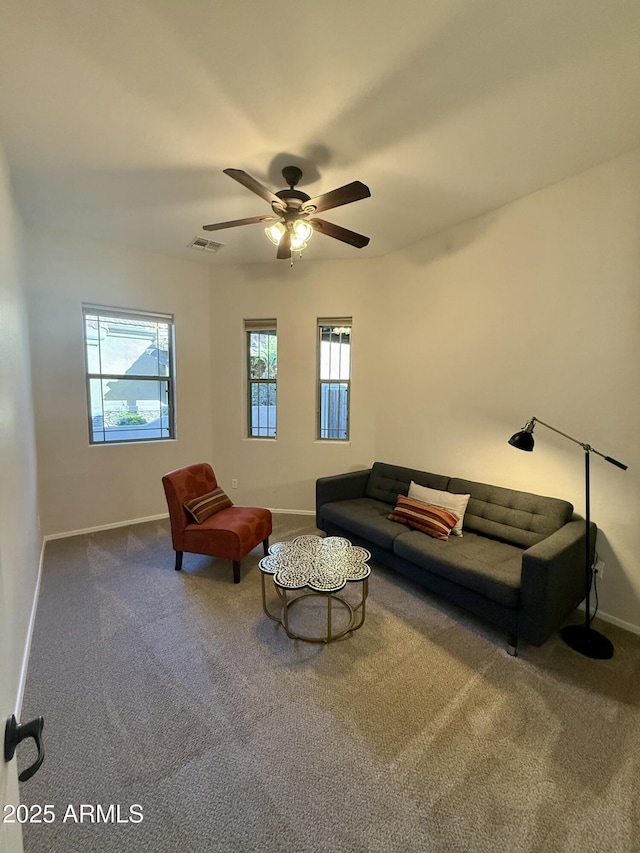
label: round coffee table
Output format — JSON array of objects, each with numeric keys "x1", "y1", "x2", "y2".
[{"x1": 259, "y1": 535, "x2": 371, "y2": 643}]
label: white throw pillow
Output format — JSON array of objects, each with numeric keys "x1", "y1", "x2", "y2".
[{"x1": 408, "y1": 482, "x2": 470, "y2": 536}]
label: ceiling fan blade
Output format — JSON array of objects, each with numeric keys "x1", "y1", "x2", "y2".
[
  {"x1": 277, "y1": 229, "x2": 291, "y2": 260},
  {"x1": 223, "y1": 168, "x2": 282, "y2": 207},
  {"x1": 304, "y1": 181, "x2": 370, "y2": 214},
  {"x1": 202, "y1": 215, "x2": 277, "y2": 231},
  {"x1": 309, "y1": 218, "x2": 370, "y2": 248}
]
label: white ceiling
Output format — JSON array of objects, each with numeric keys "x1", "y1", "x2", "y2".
[{"x1": 1, "y1": 0, "x2": 639, "y2": 266}]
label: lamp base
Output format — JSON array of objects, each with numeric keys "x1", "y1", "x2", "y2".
[{"x1": 560, "y1": 624, "x2": 614, "y2": 659}]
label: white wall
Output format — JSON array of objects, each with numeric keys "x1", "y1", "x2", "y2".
[
  {"x1": 207, "y1": 257, "x2": 380, "y2": 510},
  {"x1": 0, "y1": 140, "x2": 40, "y2": 853},
  {"x1": 26, "y1": 232, "x2": 214, "y2": 536}
]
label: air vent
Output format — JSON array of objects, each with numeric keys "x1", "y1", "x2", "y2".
[{"x1": 188, "y1": 237, "x2": 224, "y2": 253}]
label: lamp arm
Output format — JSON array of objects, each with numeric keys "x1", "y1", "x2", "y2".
[{"x1": 531, "y1": 418, "x2": 628, "y2": 470}]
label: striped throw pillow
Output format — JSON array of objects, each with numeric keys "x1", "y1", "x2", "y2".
[
  {"x1": 184, "y1": 487, "x2": 233, "y2": 523},
  {"x1": 389, "y1": 495, "x2": 458, "y2": 541}
]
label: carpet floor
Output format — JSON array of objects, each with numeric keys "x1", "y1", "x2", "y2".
[{"x1": 18, "y1": 514, "x2": 640, "y2": 852}]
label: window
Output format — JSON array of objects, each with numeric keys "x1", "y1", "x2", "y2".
[
  {"x1": 246, "y1": 320, "x2": 277, "y2": 438},
  {"x1": 317, "y1": 318, "x2": 351, "y2": 441},
  {"x1": 83, "y1": 305, "x2": 175, "y2": 444}
]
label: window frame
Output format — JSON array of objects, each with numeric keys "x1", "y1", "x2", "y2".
[
  {"x1": 316, "y1": 318, "x2": 352, "y2": 442},
  {"x1": 245, "y1": 319, "x2": 277, "y2": 439},
  {"x1": 82, "y1": 304, "x2": 176, "y2": 445}
]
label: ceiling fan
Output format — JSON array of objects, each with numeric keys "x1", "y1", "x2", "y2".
[{"x1": 203, "y1": 166, "x2": 371, "y2": 260}]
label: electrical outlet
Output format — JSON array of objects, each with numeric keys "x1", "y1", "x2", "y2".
[
  {"x1": 231, "y1": 479, "x2": 238, "y2": 489},
  {"x1": 594, "y1": 559, "x2": 605, "y2": 579}
]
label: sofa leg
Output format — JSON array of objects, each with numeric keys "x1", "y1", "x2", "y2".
[
  {"x1": 263, "y1": 537, "x2": 269, "y2": 556},
  {"x1": 507, "y1": 634, "x2": 518, "y2": 657},
  {"x1": 232, "y1": 560, "x2": 241, "y2": 584},
  {"x1": 175, "y1": 551, "x2": 183, "y2": 572}
]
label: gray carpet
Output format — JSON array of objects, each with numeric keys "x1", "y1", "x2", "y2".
[{"x1": 19, "y1": 514, "x2": 640, "y2": 852}]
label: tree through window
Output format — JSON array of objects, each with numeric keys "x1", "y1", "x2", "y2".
[{"x1": 246, "y1": 320, "x2": 277, "y2": 438}]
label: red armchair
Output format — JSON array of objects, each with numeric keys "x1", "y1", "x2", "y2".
[{"x1": 162, "y1": 463, "x2": 272, "y2": 583}]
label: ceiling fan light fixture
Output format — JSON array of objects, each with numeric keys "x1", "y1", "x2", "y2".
[
  {"x1": 265, "y1": 221, "x2": 286, "y2": 245},
  {"x1": 264, "y1": 219, "x2": 313, "y2": 251},
  {"x1": 293, "y1": 219, "x2": 313, "y2": 243}
]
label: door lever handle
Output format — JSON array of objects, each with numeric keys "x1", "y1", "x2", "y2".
[{"x1": 4, "y1": 714, "x2": 45, "y2": 782}]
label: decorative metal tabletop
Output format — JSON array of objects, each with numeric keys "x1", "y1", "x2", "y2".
[{"x1": 259, "y1": 535, "x2": 371, "y2": 593}]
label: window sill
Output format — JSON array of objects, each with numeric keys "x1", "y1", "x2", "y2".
[{"x1": 89, "y1": 438, "x2": 177, "y2": 448}]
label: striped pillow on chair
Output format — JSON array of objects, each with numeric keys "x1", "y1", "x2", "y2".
[{"x1": 184, "y1": 487, "x2": 233, "y2": 523}]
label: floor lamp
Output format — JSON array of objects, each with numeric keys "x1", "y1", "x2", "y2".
[{"x1": 508, "y1": 417, "x2": 627, "y2": 660}]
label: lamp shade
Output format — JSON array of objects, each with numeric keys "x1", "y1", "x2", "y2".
[{"x1": 508, "y1": 429, "x2": 535, "y2": 451}]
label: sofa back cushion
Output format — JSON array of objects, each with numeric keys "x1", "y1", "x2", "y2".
[
  {"x1": 365, "y1": 462, "x2": 450, "y2": 506},
  {"x1": 449, "y1": 477, "x2": 573, "y2": 548}
]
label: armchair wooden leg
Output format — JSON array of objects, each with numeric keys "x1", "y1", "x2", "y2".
[
  {"x1": 232, "y1": 560, "x2": 241, "y2": 584},
  {"x1": 263, "y1": 537, "x2": 269, "y2": 555},
  {"x1": 175, "y1": 551, "x2": 183, "y2": 572}
]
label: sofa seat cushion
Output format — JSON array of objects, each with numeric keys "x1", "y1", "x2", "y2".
[
  {"x1": 393, "y1": 529, "x2": 523, "y2": 608},
  {"x1": 319, "y1": 498, "x2": 406, "y2": 549}
]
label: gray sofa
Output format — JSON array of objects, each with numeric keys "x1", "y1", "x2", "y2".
[{"x1": 316, "y1": 462, "x2": 594, "y2": 654}]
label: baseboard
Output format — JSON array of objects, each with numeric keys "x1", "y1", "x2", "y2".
[
  {"x1": 43, "y1": 509, "x2": 315, "y2": 541},
  {"x1": 16, "y1": 538, "x2": 45, "y2": 716},
  {"x1": 43, "y1": 513, "x2": 170, "y2": 542},
  {"x1": 269, "y1": 508, "x2": 315, "y2": 516},
  {"x1": 593, "y1": 609, "x2": 640, "y2": 637},
  {"x1": 577, "y1": 601, "x2": 640, "y2": 637}
]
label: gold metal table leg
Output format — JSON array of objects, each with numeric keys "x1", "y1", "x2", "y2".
[
  {"x1": 261, "y1": 571, "x2": 283, "y2": 622},
  {"x1": 262, "y1": 579, "x2": 367, "y2": 643}
]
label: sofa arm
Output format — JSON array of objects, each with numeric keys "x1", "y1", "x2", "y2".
[
  {"x1": 518, "y1": 518, "x2": 596, "y2": 646},
  {"x1": 316, "y1": 469, "x2": 372, "y2": 526}
]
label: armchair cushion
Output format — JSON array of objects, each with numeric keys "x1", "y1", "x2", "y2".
[{"x1": 183, "y1": 506, "x2": 272, "y2": 561}]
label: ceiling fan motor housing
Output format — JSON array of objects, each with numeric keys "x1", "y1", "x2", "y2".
[
  {"x1": 275, "y1": 189, "x2": 311, "y2": 205},
  {"x1": 281, "y1": 165, "x2": 303, "y2": 188},
  {"x1": 275, "y1": 165, "x2": 312, "y2": 211}
]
